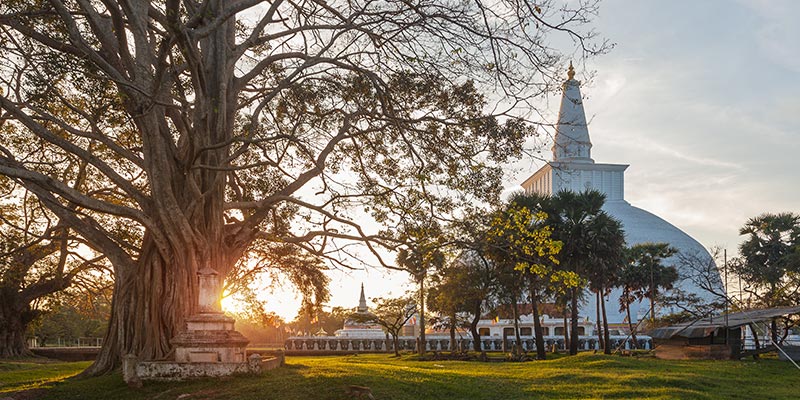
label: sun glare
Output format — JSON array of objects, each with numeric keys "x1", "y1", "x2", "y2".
[{"x1": 221, "y1": 288, "x2": 303, "y2": 322}]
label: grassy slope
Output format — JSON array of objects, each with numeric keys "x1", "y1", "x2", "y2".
[{"x1": 2, "y1": 353, "x2": 798, "y2": 399}]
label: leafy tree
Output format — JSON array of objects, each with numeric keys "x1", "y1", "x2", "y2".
[
  {"x1": 664, "y1": 248, "x2": 727, "y2": 319},
  {"x1": 228, "y1": 313, "x2": 287, "y2": 346},
  {"x1": 618, "y1": 243, "x2": 678, "y2": 345},
  {"x1": 317, "y1": 307, "x2": 353, "y2": 338},
  {"x1": 733, "y1": 212, "x2": 800, "y2": 342},
  {"x1": 735, "y1": 213, "x2": 800, "y2": 307},
  {"x1": 31, "y1": 278, "x2": 112, "y2": 347},
  {"x1": 1, "y1": 192, "x2": 105, "y2": 357},
  {"x1": 396, "y1": 223, "x2": 445, "y2": 355},
  {"x1": 427, "y1": 265, "x2": 472, "y2": 352},
  {"x1": 447, "y1": 211, "x2": 499, "y2": 352},
  {"x1": 0, "y1": 0, "x2": 604, "y2": 372},
  {"x1": 486, "y1": 197, "x2": 569, "y2": 359},
  {"x1": 288, "y1": 306, "x2": 349, "y2": 338},
  {"x1": 224, "y1": 241, "x2": 330, "y2": 331},
  {"x1": 361, "y1": 296, "x2": 416, "y2": 357}
]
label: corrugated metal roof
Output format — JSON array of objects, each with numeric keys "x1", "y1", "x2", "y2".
[{"x1": 650, "y1": 306, "x2": 800, "y2": 339}]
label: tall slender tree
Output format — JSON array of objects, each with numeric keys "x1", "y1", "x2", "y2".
[
  {"x1": 427, "y1": 263, "x2": 472, "y2": 352},
  {"x1": 504, "y1": 192, "x2": 577, "y2": 359},
  {"x1": 358, "y1": 296, "x2": 416, "y2": 357},
  {"x1": 486, "y1": 198, "x2": 570, "y2": 358},
  {"x1": 550, "y1": 189, "x2": 606, "y2": 355},
  {"x1": 620, "y1": 243, "x2": 679, "y2": 338},
  {"x1": 584, "y1": 213, "x2": 625, "y2": 354},
  {"x1": 396, "y1": 223, "x2": 445, "y2": 355}
]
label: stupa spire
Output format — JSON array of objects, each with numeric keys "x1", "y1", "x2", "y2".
[
  {"x1": 552, "y1": 62, "x2": 593, "y2": 163},
  {"x1": 357, "y1": 283, "x2": 368, "y2": 313}
]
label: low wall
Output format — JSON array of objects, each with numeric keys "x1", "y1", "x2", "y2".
[
  {"x1": 284, "y1": 335, "x2": 651, "y2": 353},
  {"x1": 30, "y1": 347, "x2": 101, "y2": 361}
]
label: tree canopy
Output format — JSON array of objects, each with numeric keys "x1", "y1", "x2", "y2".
[
  {"x1": 0, "y1": 0, "x2": 604, "y2": 371},
  {"x1": 734, "y1": 212, "x2": 800, "y2": 308}
]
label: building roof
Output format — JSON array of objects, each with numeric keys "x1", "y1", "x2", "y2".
[
  {"x1": 552, "y1": 62, "x2": 593, "y2": 164},
  {"x1": 357, "y1": 283, "x2": 368, "y2": 313},
  {"x1": 650, "y1": 306, "x2": 800, "y2": 339}
]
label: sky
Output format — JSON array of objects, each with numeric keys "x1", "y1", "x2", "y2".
[{"x1": 235, "y1": 0, "x2": 800, "y2": 321}]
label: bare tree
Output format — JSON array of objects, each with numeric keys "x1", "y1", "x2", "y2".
[
  {"x1": 358, "y1": 295, "x2": 416, "y2": 357},
  {"x1": 0, "y1": 0, "x2": 605, "y2": 373}
]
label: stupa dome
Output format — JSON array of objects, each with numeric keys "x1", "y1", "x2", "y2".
[
  {"x1": 521, "y1": 63, "x2": 719, "y2": 323},
  {"x1": 596, "y1": 200, "x2": 715, "y2": 321}
]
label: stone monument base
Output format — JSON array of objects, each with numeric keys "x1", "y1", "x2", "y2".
[
  {"x1": 124, "y1": 310, "x2": 285, "y2": 383},
  {"x1": 132, "y1": 352, "x2": 282, "y2": 381}
]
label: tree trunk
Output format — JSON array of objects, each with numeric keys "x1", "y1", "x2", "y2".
[
  {"x1": 470, "y1": 301, "x2": 482, "y2": 352},
  {"x1": 418, "y1": 279, "x2": 426, "y2": 355},
  {"x1": 530, "y1": 287, "x2": 546, "y2": 360},
  {"x1": 511, "y1": 297, "x2": 522, "y2": 356},
  {"x1": 569, "y1": 288, "x2": 579, "y2": 355},
  {"x1": 595, "y1": 291, "x2": 603, "y2": 351},
  {"x1": 600, "y1": 286, "x2": 611, "y2": 355},
  {"x1": 749, "y1": 322, "x2": 761, "y2": 358},
  {"x1": 82, "y1": 239, "x2": 206, "y2": 375},
  {"x1": 626, "y1": 303, "x2": 638, "y2": 349},
  {"x1": 771, "y1": 318, "x2": 779, "y2": 344},
  {"x1": 562, "y1": 305, "x2": 569, "y2": 351},
  {"x1": 0, "y1": 299, "x2": 34, "y2": 358},
  {"x1": 449, "y1": 310, "x2": 456, "y2": 353},
  {"x1": 392, "y1": 334, "x2": 400, "y2": 357},
  {"x1": 650, "y1": 284, "x2": 656, "y2": 324}
]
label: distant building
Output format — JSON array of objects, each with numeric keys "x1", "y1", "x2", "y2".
[
  {"x1": 474, "y1": 303, "x2": 595, "y2": 338},
  {"x1": 333, "y1": 283, "x2": 387, "y2": 339},
  {"x1": 288, "y1": 283, "x2": 651, "y2": 352},
  {"x1": 520, "y1": 64, "x2": 719, "y2": 323}
]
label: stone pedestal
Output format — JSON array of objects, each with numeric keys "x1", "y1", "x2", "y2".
[
  {"x1": 171, "y1": 312, "x2": 249, "y2": 364},
  {"x1": 128, "y1": 266, "x2": 282, "y2": 382}
]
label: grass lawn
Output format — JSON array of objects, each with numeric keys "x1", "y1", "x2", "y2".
[
  {"x1": 1, "y1": 353, "x2": 798, "y2": 399},
  {"x1": 0, "y1": 359, "x2": 92, "y2": 395}
]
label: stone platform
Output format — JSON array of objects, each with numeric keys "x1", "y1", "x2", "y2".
[{"x1": 134, "y1": 352, "x2": 283, "y2": 381}]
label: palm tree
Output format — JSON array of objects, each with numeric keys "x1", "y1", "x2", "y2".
[
  {"x1": 550, "y1": 189, "x2": 606, "y2": 355},
  {"x1": 488, "y1": 192, "x2": 566, "y2": 359},
  {"x1": 618, "y1": 252, "x2": 648, "y2": 347},
  {"x1": 735, "y1": 212, "x2": 800, "y2": 343},
  {"x1": 585, "y1": 212, "x2": 625, "y2": 354},
  {"x1": 620, "y1": 243, "x2": 679, "y2": 342}
]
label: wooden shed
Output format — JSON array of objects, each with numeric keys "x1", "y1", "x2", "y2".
[{"x1": 649, "y1": 306, "x2": 800, "y2": 360}]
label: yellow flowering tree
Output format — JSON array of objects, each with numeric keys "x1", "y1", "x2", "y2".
[{"x1": 487, "y1": 202, "x2": 577, "y2": 359}]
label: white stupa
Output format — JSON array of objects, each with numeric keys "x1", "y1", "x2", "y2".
[{"x1": 521, "y1": 63, "x2": 718, "y2": 323}]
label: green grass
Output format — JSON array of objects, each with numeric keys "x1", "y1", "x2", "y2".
[
  {"x1": 2, "y1": 353, "x2": 798, "y2": 399},
  {"x1": 0, "y1": 358, "x2": 92, "y2": 394}
]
